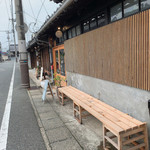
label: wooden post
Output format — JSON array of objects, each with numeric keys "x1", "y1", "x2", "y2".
[
  {"x1": 103, "y1": 125, "x2": 107, "y2": 149},
  {"x1": 144, "y1": 125, "x2": 149, "y2": 150},
  {"x1": 73, "y1": 102, "x2": 82, "y2": 124},
  {"x1": 62, "y1": 93, "x2": 64, "y2": 105},
  {"x1": 79, "y1": 105, "x2": 82, "y2": 124},
  {"x1": 118, "y1": 134, "x2": 122, "y2": 150},
  {"x1": 73, "y1": 102, "x2": 75, "y2": 118}
]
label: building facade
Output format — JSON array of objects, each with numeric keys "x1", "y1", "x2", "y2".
[
  {"x1": 9, "y1": 44, "x2": 19, "y2": 57},
  {"x1": 28, "y1": 0, "x2": 150, "y2": 142},
  {"x1": 2, "y1": 52, "x2": 9, "y2": 61}
]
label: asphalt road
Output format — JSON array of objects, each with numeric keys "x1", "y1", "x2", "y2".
[
  {"x1": 0, "y1": 59, "x2": 46, "y2": 150},
  {"x1": 0, "y1": 60, "x2": 13, "y2": 128}
]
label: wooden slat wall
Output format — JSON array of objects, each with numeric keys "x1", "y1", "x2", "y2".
[
  {"x1": 65, "y1": 10, "x2": 150, "y2": 91},
  {"x1": 41, "y1": 47, "x2": 50, "y2": 71},
  {"x1": 30, "y1": 51, "x2": 37, "y2": 69}
]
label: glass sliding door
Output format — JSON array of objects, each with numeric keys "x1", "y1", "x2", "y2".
[
  {"x1": 55, "y1": 50, "x2": 60, "y2": 74},
  {"x1": 60, "y1": 49, "x2": 65, "y2": 76},
  {"x1": 53, "y1": 44, "x2": 66, "y2": 86}
]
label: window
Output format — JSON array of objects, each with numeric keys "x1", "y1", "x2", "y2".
[
  {"x1": 55, "y1": 50, "x2": 59, "y2": 74},
  {"x1": 63, "y1": 32, "x2": 67, "y2": 40},
  {"x1": 83, "y1": 21, "x2": 90, "y2": 32},
  {"x1": 72, "y1": 27, "x2": 76, "y2": 37},
  {"x1": 60, "y1": 37, "x2": 64, "y2": 43},
  {"x1": 60, "y1": 49, "x2": 65, "y2": 76},
  {"x1": 90, "y1": 17, "x2": 97, "y2": 29},
  {"x1": 59, "y1": 38, "x2": 62, "y2": 43},
  {"x1": 141, "y1": 0, "x2": 150, "y2": 10},
  {"x1": 97, "y1": 12, "x2": 106, "y2": 27},
  {"x1": 110, "y1": 3, "x2": 122, "y2": 22},
  {"x1": 76, "y1": 25, "x2": 81, "y2": 35},
  {"x1": 124, "y1": 0, "x2": 139, "y2": 17},
  {"x1": 68, "y1": 29, "x2": 72, "y2": 39}
]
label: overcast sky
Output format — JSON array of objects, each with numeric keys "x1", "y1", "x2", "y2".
[{"x1": 0, "y1": 0, "x2": 59, "y2": 52}]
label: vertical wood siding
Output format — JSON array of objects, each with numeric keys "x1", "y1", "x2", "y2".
[
  {"x1": 41, "y1": 47, "x2": 50, "y2": 71},
  {"x1": 30, "y1": 51, "x2": 37, "y2": 69},
  {"x1": 65, "y1": 10, "x2": 150, "y2": 91}
]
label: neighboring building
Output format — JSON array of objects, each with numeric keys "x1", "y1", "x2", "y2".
[
  {"x1": 27, "y1": 0, "x2": 150, "y2": 144},
  {"x1": 9, "y1": 44, "x2": 19, "y2": 57},
  {"x1": 2, "y1": 52, "x2": 8, "y2": 61}
]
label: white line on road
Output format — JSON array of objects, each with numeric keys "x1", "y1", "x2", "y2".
[{"x1": 0, "y1": 62, "x2": 16, "y2": 150}]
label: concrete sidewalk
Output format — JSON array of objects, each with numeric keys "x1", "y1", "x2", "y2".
[{"x1": 28, "y1": 70, "x2": 104, "y2": 150}]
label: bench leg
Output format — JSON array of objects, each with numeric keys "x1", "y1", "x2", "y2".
[
  {"x1": 79, "y1": 105, "x2": 82, "y2": 123},
  {"x1": 121, "y1": 125, "x2": 148, "y2": 150},
  {"x1": 118, "y1": 135, "x2": 122, "y2": 150},
  {"x1": 73, "y1": 102, "x2": 82, "y2": 124},
  {"x1": 144, "y1": 125, "x2": 149, "y2": 150},
  {"x1": 58, "y1": 90, "x2": 60, "y2": 97},
  {"x1": 58, "y1": 92, "x2": 64, "y2": 106},
  {"x1": 103, "y1": 125, "x2": 122, "y2": 150},
  {"x1": 103, "y1": 125, "x2": 107, "y2": 149},
  {"x1": 61, "y1": 93, "x2": 64, "y2": 105}
]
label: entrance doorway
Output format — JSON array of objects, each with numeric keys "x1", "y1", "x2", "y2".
[{"x1": 53, "y1": 44, "x2": 66, "y2": 86}]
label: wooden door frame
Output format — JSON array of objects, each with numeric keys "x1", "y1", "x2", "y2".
[{"x1": 53, "y1": 44, "x2": 66, "y2": 81}]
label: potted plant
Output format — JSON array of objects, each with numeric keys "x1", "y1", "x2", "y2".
[{"x1": 53, "y1": 73, "x2": 66, "y2": 97}]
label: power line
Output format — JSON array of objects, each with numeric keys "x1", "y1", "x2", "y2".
[
  {"x1": 28, "y1": 0, "x2": 36, "y2": 19},
  {"x1": 35, "y1": 0, "x2": 46, "y2": 25},
  {"x1": 22, "y1": 1, "x2": 43, "y2": 34},
  {"x1": 40, "y1": 0, "x2": 49, "y2": 16},
  {"x1": 7, "y1": 19, "x2": 11, "y2": 31},
  {"x1": 1, "y1": 41, "x2": 8, "y2": 45},
  {"x1": 5, "y1": 0, "x2": 10, "y2": 19},
  {"x1": 0, "y1": 0, "x2": 3, "y2": 5},
  {"x1": 23, "y1": 11, "x2": 43, "y2": 23}
]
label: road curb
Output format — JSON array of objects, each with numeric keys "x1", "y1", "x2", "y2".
[{"x1": 27, "y1": 90, "x2": 51, "y2": 150}]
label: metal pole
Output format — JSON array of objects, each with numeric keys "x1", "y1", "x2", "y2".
[
  {"x1": 7, "y1": 32, "x2": 11, "y2": 59},
  {"x1": 14, "y1": 0, "x2": 30, "y2": 88},
  {"x1": 11, "y1": 0, "x2": 17, "y2": 62},
  {"x1": 0, "y1": 42, "x2": 2, "y2": 62}
]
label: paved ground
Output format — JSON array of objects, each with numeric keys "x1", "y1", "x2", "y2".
[
  {"x1": 28, "y1": 70, "x2": 103, "y2": 150},
  {"x1": 0, "y1": 60, "x2": 134, "y2": 150},
  {"x1": 28, "y1": 70, "x2": 131, "y2": 150},
  {"x1": 0, "y1": 60, "x2": 46, "y2": 150},
  {"x1": 0, "y1": 61, "x2": 13, "y2": 127}
]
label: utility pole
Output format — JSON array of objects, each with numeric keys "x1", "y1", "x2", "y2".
[
  {"x1": 6, "y1": 31, "x2": 11, "y2": 59},
  {"x1": 14, "y1": 0, "x2": 30, "y2": 88},
  {"x1": 11, "y1": 0, "x2": 17, "y2": 62},
  {"x1": 0, "y1": 42, "x2": 2, "y2": 62}
]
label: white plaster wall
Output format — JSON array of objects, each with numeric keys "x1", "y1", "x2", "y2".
[{"x1": 67, "y1": 71, "x2": 150, "y2": 138}]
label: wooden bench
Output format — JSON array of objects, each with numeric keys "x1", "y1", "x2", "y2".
[{"x1": 58, "y1": 86, "x2": 149, "y2": 150}]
